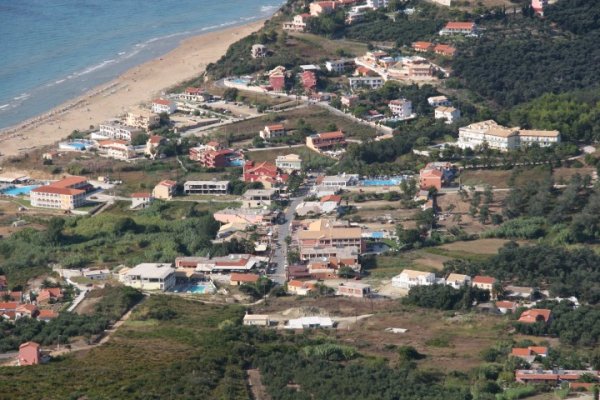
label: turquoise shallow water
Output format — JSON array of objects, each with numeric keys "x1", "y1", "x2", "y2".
[{"x1": 0, "y1": 0, "x2": 282, "y2": 129}]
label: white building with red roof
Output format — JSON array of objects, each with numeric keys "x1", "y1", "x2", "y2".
[
  {"x1": 440, "y1": 21, "x2": 477, "y2": 36},
  {"x1": 152, "y1": 180, "x2": 177, "y2": 200},
  {"x1": 260, "y1": 124, "x2": 286, "y2": 140},
  {"x1": 151, "y1": 98, "x2": 177, "y2": 115}
]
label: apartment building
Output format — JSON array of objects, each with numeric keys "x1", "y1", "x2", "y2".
[
  {"x1": 151, "y1": 98, "x2": 177, "y2": 115},
  {"x1": 283, "y1": 14, "x2": 312, "y2": 32},
  {"x1": 306, "y1": 131, "x2": 347, "y2": 153},
  {"x1": 458, "y1": 120, "x2": 561, "y2": 151},
  {"x1": 97, "y1": 140, "x2": 136, "y2": 160},
  {"x1": 242, "y1": 188, "x2": 278, "y2": 208},
  {"x1": 30, "y1": 176, "x2": 91, "y2": 210},
  {"x1": 388, "y1": 99, "x2": 413, "y2": 119},
  {"x1": 98, "y1": 120, "x2": 144, "y2": 142},
  {"x1": 348, "y1": 76, "x2": 384, "y2": 91},
  {"x1": 440, "y1": 21, "x2": 477, "y2": 35},
  {"x1": 297, "y1": 219, "x2": 365, "y2": 253},
  {"x1": 434, "y1": 106, "x2": 461, "y2": 124},
  {"x1": 126, "y1": 107, "x2": 160, "y2": 131}
]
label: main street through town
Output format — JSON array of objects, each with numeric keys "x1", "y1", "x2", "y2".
[{"x1": 269, "y1": 177, "x2": 314, "y2": 284}]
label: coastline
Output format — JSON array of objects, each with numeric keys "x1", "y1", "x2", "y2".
[{"x1": 0, "y1": 19, "x2": 266, "y2": 160}]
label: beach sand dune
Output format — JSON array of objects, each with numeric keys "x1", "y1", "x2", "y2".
[{"x1": 0, "y1": 20, "x2": 265, "y2": 159}]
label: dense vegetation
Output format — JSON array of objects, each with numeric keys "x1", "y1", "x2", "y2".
[
  {"x1": 514, "y1": 300, "x2": 600, "y2": 347},
  {"x1": 403, "y1": 284, "x2": 490, "y2": 310},
  {"x1": 0, "y1": 202, "x2": 250, "y2": 287},
  {"x1": 0, "y1": 286, "x2": 142, "y2": 352},
  {"x1": 0, "y1": 297, "x2": 479, "y2": 400},
  {"x1": 444, "y1": 242, "x2": 600, "y2": 304},
  {"x1": 454, "y1": 1, "x2": 600, "y2": 111}
]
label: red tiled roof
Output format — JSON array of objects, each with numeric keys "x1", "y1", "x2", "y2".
[
  {"x1": 19, "y1": 341, "x2": 40, "y2": 349},
  {"x1": 153, "y1": 98, "x2": 172, "y2": 106},
  {"x1": 148, "y1": 135, "x2": 164, "y2": 144},
  {"x1": 230, "y1": 273, "x2": 259, "y2": 283},
  {"x1": 420, "y1": 169, "x2": 443, "y2": 178},
  {"x1": 413, "y1": 41, "x2": 433, "y2": 50},
  {"x1": 267, "y1": 124, "x2": 285, "y2": 131},
  {"x1": 318, "y1": 130, "x2": 345, "y2": 140},
  {"x1": 206, "y1": 141, "x2": 221, "y2": 147},
  {"x1": 511, "y1": 348, "x2": 532, "y2": 357},
  {"x1": 0, "y1": 302, "x2": 18, "y2": 310},
  {"x1": 158, "y1": 180, "x2": 177, "y2": 187},
  {"x1": 473, "y1": 275, "x2": 496, "y2": 285},
  {"x1": 445, "y1": 22, "x2": 475, "y2": 30},
  {"x1": 51, "y1": 176, "x2": 88, "y2": 188},
  {"x1": 495, "y1": 301, "x2": 516, "y2": 309},
  {"x1": 38, "y1": 309, "x2": 59, "y2": 319},
  {"x1": 31, "y1": 186, "x2": 85, "y2": 196},
  {"x1": 131, "y1": 192, "x2": 152, "y2": 198},
  {"x1": 320, "y1": 195, "x2": 342, "y2": 203},
  {"x1": 434, "y1": 44, "x2": 456, "y2": 55},
  {"x1": 528, "y1": 346, "x2": 548, "y2": 355},
  {"x1": 519, "y1": 309, "x2": 552, "y2": 323}
]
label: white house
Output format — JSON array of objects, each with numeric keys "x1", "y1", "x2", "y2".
[
  {"x1": 243, "y1": 314, "x2": 270, "y2": 326},
  {"x1": 97, "y1": 120, "x2": 144, "y2": 142},
  {"x1": 82, "y1": 268, "x2": 110, "y2": 280},
  {"x1": 392, "y1": 269, "x2": 437, "y2": 289},
  {"x1": 445, "y1": 273, "x2": 471, "y2": 289},
  {"x1": 184, "y1": 180, "x2": 229, "y2": 195},
  {"x1": 275, "y1": 154, "x2": 302, "y2": 173},
  {"x1": 131, "y1": 192, "x2": 154, "y2": 209},
  {"x1": 260, "y1": 124, "x2": 286, "y2": 139},
  {"x1": 435, "y1": 106, "x2": 461, "y2": 124},
  {"x1": 427, "y1": 96, "x2": 451, "y2": 107},
  {"x1": 325, "y1": 59, "x2": 354, "y2": 74},
  {"x1": 348, "y1": 77, "x2": 384, "y2": 91},
  {"x1": 319, "y1": 174, "x2": 359, "y2": 188},
  {"x1": 122, "y1": 263, "x2": 176, "y2": 291},
  {"x1": 388, "y1": 99, "x2": 413, "y2": 120},
  {"x1": 151, "y1": 98, "x2": 177, "y2": 115},
  {"x1": 285, "y1": 316, "x2": 334, "y2": 329}
]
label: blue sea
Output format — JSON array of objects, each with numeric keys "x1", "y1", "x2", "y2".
[{"x1": 0, "y1": 0, "x2": 282, "y2": 129}]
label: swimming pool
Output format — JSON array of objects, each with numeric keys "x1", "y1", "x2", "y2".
[
  {"x1": 1, "y1": 185, "x2": 40, "y2": 196},
  {"x1": 361, "y1": 177, "x2": 404, "y2": 186},
  {"x1": 170, "y1": 282, "x2": 216, "y2": 294},
  {"x1": 229, "y1": 158, "x2": 244, "y2": 167}
]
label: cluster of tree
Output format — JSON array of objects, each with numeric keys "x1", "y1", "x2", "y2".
[
  {"x1": 403, "y1": 284, "x2": 490, "y2": 310},
  {"x1": 453, "y1": 4, "x2": 600, "y2": 108},
  {"x1": 444, "y1": 242, "x2": 600, "y2": 304},
  {"x1": 0, "y1": 203, "x2": 247, "y2": 286},
  {"x1": 0, "y1": 286, "x2": 142, "y2": 352},
  {"x1": 503, "y1": 89, "x2": 600, "y2": 143},
  {"x1": 514, "y1": 300, "x2": 600, "y2": 347}
]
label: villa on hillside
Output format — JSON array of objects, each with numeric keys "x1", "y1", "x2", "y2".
[
  {"x1": 306, "y1": 131, "x2": 347, "y2": 154},
  {"x1": 275, "y1": 154, "x2": 302, "y2": 173},
  {"x1": 283, "y1": 14, "x2": 312, "y2": 32}
]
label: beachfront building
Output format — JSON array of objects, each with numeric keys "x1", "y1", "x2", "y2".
[
  {"x1": 435, "y1": 106, "x2": 461, "y2": 124},
  {"x1": 151, "y1": 98, "x2": 177, "y2": 115},
  {"x1": 30, "y1": 176, "x2": 91, "y2": 210},
  {"x1": 97, "y1": 120, "x2": 144, "y2": 142},
  {"x1": 152, "y1": 180, "x2": 177, "y2": 200},
  {"x1": 183, "y1": 180, "x2": 229, "y2": 195},
  {"x1": 306, "y1": 131, "x2": 347, "y2": 154},
  {"x1": 251, "y1": 44, "x2": 267, "y2": 59},
  {"x1": 97, "y1": 140, "x2": 136, "y2": 160},
  {"x1": 122, "y1": 263, "x2": 175, "y2": 291},
  {"x1": 388, "y1": 99, "x2": 413, "y2": 120},
  {"x1": 260, "y1": 124, "x2": 286, "y2": 140},
  {"x1": 126, "y1": 107, "x2": 161, "y2": 131},
  {"x1": 457, "y1": 120, "x2": 561, "y2": 151},
  {"x1": 275, "y1": 154, "x2": 302, "y2": 173},
  {"x1": 348, "y1": 76, "x2": 384, "y2": 91}
]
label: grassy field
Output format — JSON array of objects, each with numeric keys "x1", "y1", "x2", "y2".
[{"x1": 212, "y1": 105, "x2": 377, "y2": 143}]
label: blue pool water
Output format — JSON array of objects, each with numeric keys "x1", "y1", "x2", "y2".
[
  {"x1": 361, "y1": 177, "x2": 405, "y2": 186},
  {"x1": 229, "y1": 159, "x2": 244, "y2": 167},
  {"x1": 65, "y1": 142, "x2": 87, "y2": 151},
  {"x1": 170, "y1": 282, "x2": 216, "y2": 294},
  {"x1": 1, "y1": 185, "x2": 40, "y2": 196}
]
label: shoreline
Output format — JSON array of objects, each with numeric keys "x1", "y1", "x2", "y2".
[{"x1": 0, "y1": 19, "x2": 267, "y2": 160}]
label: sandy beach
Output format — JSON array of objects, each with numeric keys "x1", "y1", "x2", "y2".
[{"x1": 0, "y1": 20, "x2": 265, "y2": 160}]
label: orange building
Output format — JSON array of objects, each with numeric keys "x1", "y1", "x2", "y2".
[{"x1": 18, "y1": 342, "x2": 41, "y2": 366}]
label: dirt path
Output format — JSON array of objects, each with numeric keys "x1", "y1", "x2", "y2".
[{"x1": 248, "y1": 369, "x2": 271, "y2": 400}]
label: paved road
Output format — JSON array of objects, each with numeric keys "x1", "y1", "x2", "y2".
[{"x1": 269, "y1": 181, "x2": 312, "y2": 284}]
